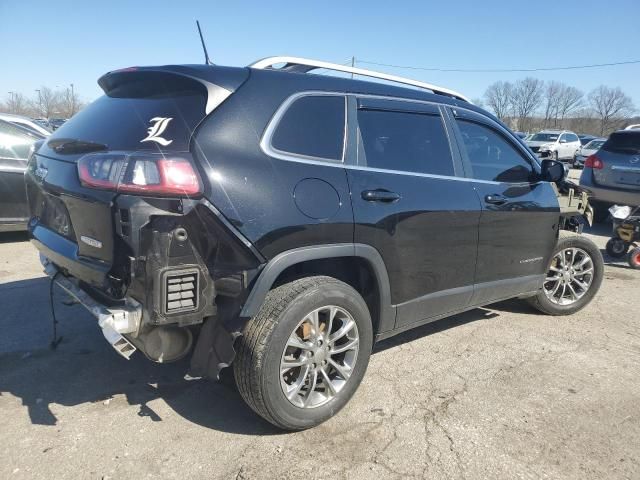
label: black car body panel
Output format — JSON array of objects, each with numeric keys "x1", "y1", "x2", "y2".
[{"x1": 27, "y1": 61, "x2": 565, "y2": 379}]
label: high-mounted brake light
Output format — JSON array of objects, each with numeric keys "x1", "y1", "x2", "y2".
[
  {"x1": 584, "y1": 154, "x2": 604, "y2": 169},
  {"x1": 78, "y1": 152, "x2": 201, "y2": 197}
]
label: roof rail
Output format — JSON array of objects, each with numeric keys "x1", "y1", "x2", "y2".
[{"x1": 249, "y1": 56, "x2": 471, "y2": 103}]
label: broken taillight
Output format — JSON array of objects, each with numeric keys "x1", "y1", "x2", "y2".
[{"x1": 78, "y1": 152, "x2": 202, "y2": 197}]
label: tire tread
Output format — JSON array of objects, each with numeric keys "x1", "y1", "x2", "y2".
[
  {"x1": 234, "y1": 275, "x2": 342, "y2": 428},
  {"x1": 527, "y1": 231, "x2": 604, "y2": 315}
]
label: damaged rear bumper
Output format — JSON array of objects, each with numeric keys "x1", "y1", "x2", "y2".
[{"x1": 42, "y1": 254, "x2": 141, "y2": 359}]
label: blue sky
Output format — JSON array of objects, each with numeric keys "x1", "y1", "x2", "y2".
[{"x1": 2, "y1": 0, "x2": 639, "y2": 108}]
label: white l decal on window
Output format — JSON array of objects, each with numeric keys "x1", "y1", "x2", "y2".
[{"x1": 140, "y1": 117, "x2": 174, "y2": 146}]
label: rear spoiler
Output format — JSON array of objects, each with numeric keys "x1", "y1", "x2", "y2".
[{"x1": 98, "y1": 65, "x2": 250, "y2": 115}]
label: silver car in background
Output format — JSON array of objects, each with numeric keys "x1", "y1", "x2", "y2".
[
  {"x1": 572, "y1": 138, "x2": 606, "y2": 168},
  {"x1": 579, "y1": 130, "x2": 640, "y2": 222}
]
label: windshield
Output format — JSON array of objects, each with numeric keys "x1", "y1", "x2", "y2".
[
  {"x1": 584, "y1": 140, "x2": 605, "y2": 150},
  {"x1": 530, "y1": 133, "x2": 558, "y2": 142},
  {"x1": 603, "y1": 132, "x2": 640, "y2": 154}
]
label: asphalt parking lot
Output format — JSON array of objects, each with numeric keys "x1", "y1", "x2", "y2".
[{"x1": 1, "y1": 201, "x2": 639, "y2": 479}]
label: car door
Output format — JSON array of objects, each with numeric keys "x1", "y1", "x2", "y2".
[
  {"x1": 566, "y1": 133, "x2": 581, "y2": 158},
  {"x1": 447, "y1": 107, "x2": 559, "y2": 305},
  {"x1": 559, "y1": 133, "x2": 574, "y2": 160},
  {"x1": 346, "y1": 97, "x2": 481, "y2": 331},
  {"x1": 0, "y1": 120, "x2": 39, "y2": 227}
]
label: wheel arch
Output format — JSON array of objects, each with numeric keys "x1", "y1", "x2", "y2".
[{"x1": 240, "y1": 244, "x2": 396, "y2": 335}]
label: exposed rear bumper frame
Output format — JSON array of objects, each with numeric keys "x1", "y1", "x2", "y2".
[{"x1": 41, "y1": 255, "x2": 142, "y2": 359}]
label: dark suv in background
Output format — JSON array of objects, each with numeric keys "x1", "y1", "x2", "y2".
[{"x1": 25, "y1": 57, "x2": 603, "y2": 430}]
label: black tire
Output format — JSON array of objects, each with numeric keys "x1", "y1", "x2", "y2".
[
  {"x1": 628, "y1": 247, "x2": 640, "y2": 270},
  {"x1": 234, "y1": 276, "x2": 373, "y2": 431},
  {"x1": 527, "y1": 231, "x2": 604, "y2": 315},
  {"x1": 606, "y1": 237, "x2": 630, "y2": 258}
]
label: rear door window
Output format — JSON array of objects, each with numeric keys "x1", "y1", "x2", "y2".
[
  {"x1": 270, "y1": 95, "x2": 346, "y2": 161},
  {"x1": 356, "y1": 107, "x2": 454, "y2": 176},
  {"x1": 456, "y1": 119, "x2": 534, "y2": 183}
]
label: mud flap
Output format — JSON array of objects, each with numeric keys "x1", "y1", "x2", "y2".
[{"x1": 188, "y1": 316, "x2": 239, "y2": 380}]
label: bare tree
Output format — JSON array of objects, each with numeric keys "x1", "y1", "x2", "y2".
[
  {"x1": 557, "y1": 85, "x2": 583, "y2": 126},
  {"x1": 59, "y1": 85, "x2": 82, "y2": 118},
  {"x1": 483, "y1": 81, "x2": 513, "y2": 121},
  {"x1": 511, "y1": 77, "x2": 544, "y2": 131},
  {"x1": 543, "y1": 81, "x2": 563, "y2": 127},
  {"x1": 38, "y1": 86, "x2": 62, "y2": 118},
  {"x1": 3, "y1": 92, "x2": 30, "y2": 116},
  {"x1": 589, "y1": 86, "x2": 635, "y2": 135}
]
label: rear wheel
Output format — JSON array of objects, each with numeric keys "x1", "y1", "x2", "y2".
[
  {"x1": 234, "y1": 276, "x2": 373, "y2": 430},
  {"x1": 527, "y1": 231, "x2": 604, "y2": 315},
  {"x1": 628, "y1": 247, "x2": 640, "y2": 270},
  {"x1": 606, "y1": 237, "x2": 630, "y2": 258}
]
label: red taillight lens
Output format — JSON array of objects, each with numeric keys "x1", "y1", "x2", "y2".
[
  {"x1": 78, "y1": 152, "x2": 202, "y2": 197},
  {"x1": 584, "y1": 154, "x2": 604, "y2": 169}
]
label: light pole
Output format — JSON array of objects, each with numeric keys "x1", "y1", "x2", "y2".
[
  {"x1": 35, "y1": 89, "x2": 42, "y2": 117},
  {"x1": 8, "y1": 91, "x2": 15, "y2": 113},
  {"x1": 70, "y1": 83, "x2": 75, "y2": 116}
]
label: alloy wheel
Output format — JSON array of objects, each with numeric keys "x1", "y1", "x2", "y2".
[
  {"x1": 543, "y1": 247, "x2": 594, "y2": 305},
  {"x1": 280, "y1": 305, "x2": 359, "y2": 408}
]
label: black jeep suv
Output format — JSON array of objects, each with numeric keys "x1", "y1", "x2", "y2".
[{"x1": 25, "y1": 57, "x2": 603, "y2": 430}]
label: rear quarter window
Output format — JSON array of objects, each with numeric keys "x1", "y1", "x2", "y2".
[{"x1": 270, "y1": 95, "x2": 346, "y2": 161}]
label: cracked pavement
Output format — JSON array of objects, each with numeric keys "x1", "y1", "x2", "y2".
[{"x1": 1, "y1": 220, "x2": 639, "y2": 480}]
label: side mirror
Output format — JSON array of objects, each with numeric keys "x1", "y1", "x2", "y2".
[
  {"x1": 559, "y1": 138, "x2": 567, "y2": 143},
  {"x1": 541, "y1": 159, "x2": 565, "y2": 183}
]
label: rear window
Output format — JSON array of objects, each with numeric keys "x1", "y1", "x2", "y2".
[
  {"x1": 603, "y1": 132, "x2": 640, "y2": 154},
  {"x1": 42, "y1": 75, "x2": 210, "y2": 155},
  {"x1": 271, "y1": 95, "x2": 346, "y2": 161}
]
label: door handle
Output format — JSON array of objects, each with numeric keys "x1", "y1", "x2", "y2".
[
  {"x1": 361, "y1": 189, "x2": 401, "y2": 203},
  {"x1": 484, "y1": 194, "x2": 507, "y2": 205}
]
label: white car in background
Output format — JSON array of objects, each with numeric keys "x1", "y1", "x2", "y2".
[
  {"x1": 625, "y1": 124, "x2": 640, "y2": 130},
  {"x1": 525, "y1": 130, "x2": 582, "y2": 161},
  {"x1": 0, "y1": 113, "x2": 51, "y2": 137}
]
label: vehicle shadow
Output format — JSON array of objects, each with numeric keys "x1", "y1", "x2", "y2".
[
  {"x1": 0, "y1": 231, "x2": 29, "y2": 244},
  {"x1": 0, "y1": 277, "x2": 281, "y2": 436},
  {"x1": 1, "y1": 276, "x2": 516, "y2": 435},
  {"x1": 374, "y1": 307, "x2": 500, "y2": 353}
]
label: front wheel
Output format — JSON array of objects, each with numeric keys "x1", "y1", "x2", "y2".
[
  {"x1": 234, "y1": 276, "x2": 373, "y2": 430},
  {"x1": 527, "y1": 231, "x2": 604, "y2": 315}
]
